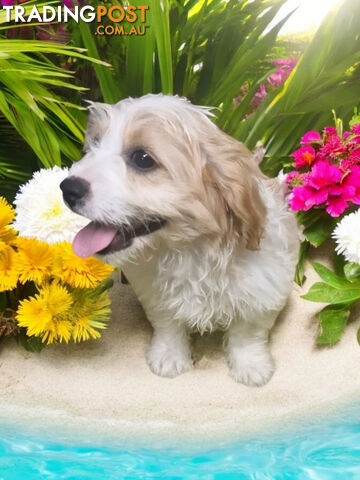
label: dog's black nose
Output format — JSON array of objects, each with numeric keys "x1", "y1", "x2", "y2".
[{"x1": 60, "y1": 177, "x2": 89, "y2": 208}]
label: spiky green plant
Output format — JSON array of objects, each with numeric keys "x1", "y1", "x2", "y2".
[
  {"x1": 75, "y1": 0, "x2": 291, "y2": 105},
  {"x1": 0, "y1": 1, "x2": 110, "y2": 198}
]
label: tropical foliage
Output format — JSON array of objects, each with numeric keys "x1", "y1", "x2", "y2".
[{"x1": 0, "y1": 1, "x2": 107, "y2": 199}]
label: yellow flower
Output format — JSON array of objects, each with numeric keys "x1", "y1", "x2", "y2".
[
  {"x1": 72, "y1": 317, "x2": 102, "y2": 342},
  {"x1": 52, "y1": 242, "x2": 114, "y2": 288},
  {"x1": 42, "y1": 318, "x2": 73, "y2": 345},
  {"x1": 0, "y1": 197, "x2": 17, "y2": 246},
  {"x1": 0, "y1": 196, "x2": 14, "y2": 228},
  {"x1": 16, "y1": 296, "x2": 52, "y2": 337},
  {"x1": 70, "y1": 288, "x2": 111, "y2": 343},
  {"x1": 16, "y1": 283, "x2": 74, "y2": 344},
  {"x1": 0, "y1": 244, "x2": 19, "y2": 292},
  {"x1": 39, "y1": 282, "x2": 73, "y2": 316},
  {"x1": 16, "y1": 237, "x2": 53, "y2": 285}
]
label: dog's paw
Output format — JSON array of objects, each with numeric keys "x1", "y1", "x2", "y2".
[
  {"x1": 226, "y1": 344, "x2": 275, "y2": 387},
  {"x1": 146, "y1": 343, "x2": 193, "y2": 378}
]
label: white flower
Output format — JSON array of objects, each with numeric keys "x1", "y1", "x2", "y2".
[
  {"x1": 13, "y1": 166, "x2": 89, "y2": 244},
  {"x1": 333, "y1": 210, "x2": 360, "y2": 263}
]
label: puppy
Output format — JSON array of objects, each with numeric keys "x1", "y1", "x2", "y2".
[{"x1": 60, "y1": 94, "x2": 299, "y2": 386}]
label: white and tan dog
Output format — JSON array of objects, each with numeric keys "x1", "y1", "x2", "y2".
[{"x1": 60, "y1": 94, "x2": 299, "y2": 386}]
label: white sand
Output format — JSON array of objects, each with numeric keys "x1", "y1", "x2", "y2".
[{"x1": 1, "y1": 250, "x2": 360, "y2": 446}]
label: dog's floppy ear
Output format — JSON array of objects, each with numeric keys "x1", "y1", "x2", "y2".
[{"x1": 202, "y1": 132, "x2": 266, "y2": 250}]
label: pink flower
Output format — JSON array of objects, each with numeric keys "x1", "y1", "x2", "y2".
[
  {"x1": 289, "y1": 186, "x2": 314, "y2": 211},
  {"x1": 300, "y1": 131, "x2": 322, "y2": 144},
  {"x1": 325, "y1": 182, "x2": 354, "y2": 216},
  {"x1": 306, "y1": 161, "x2": 342, "y2": 189},
  {"x1": 347, "y1": 135, "x2": 360, "y2": 148},
  {"x1": 326, "y1": 197, "x2": 349, "y2": 217},
  {"x1": 319, "y1": 135, "x2": 347, "y2": 158},
  {"x1": 287, "y1": 119, "x2": 360, "y2": 217},
  {"x1": 274, "y1": 58, "x2": 297, "y2": 68},
  {"x1": 288, "y1": 160, "x2": 355, "y2": 216},
  {"x1": 268, "y1": 69, "x2": 289, "y2": 87},
  {"x1": 342, "y1": 165, "x2": 360, "y2": 204},
  {"x1": 323, "y1": 127, "x2": 337, "y2": 136},
  {"x1": 291, "y1": 145, "x2": 316, "y2": 168},
  {"x1": 285, "y1": 171, "x2": 300, "y2": 184},
  {"x1": 1, "y1": 0, "x2": 15, "y2": 4},
  {"x1": 351, "y1": 124, "x2": 360, "y2": 135},
  {"x1": 349, "y1": 147, "x2": 360, "y2": 162},
  {"x1": 251, "y1": 84, "x2": 267, "y2": 106},
  {"x1": 347, "y1": 165, "x2": 360, "y2": 185},
  {"x1": 341, "y1": 158, "x2": 354, "y2": 171},
  {"x1": 268, "y1": 59, "x2": 296, "y2": 87}
]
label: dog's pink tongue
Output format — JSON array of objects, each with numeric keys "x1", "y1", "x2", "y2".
[{"x1": 72, "y1": 222, "x2": 118, "y2": 258}]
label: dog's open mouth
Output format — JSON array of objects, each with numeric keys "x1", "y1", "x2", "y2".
[{"x1": 72, "y1": 217, "x2": 166, "y2": 258}]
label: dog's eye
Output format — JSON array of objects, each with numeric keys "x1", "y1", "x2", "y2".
[{"x1": 130, "y1": 150, "x2": 157, "y2": 171}]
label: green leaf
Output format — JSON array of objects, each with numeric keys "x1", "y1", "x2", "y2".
[
  {"x1": 333, "y1": 251, "x2": 346, "y2": 277},
  {"x1": 0, "y1": 292, "x2": 6, "y2": 311},
  {"x1": 148, "y1": 0, "x2": 173, "y2": 94},
  {"x1": 303, "y1": 216, "x2": 337, "y2": 247},
  {"x1": 311, "y1": 262, "x2": 354, "y2": 288},
  {"x1": 94, "y1": 278, "x2": 115, "y2": 295},
  {"x1": 18, "y1": 331, "x2": 44, "y2": 353},
  {"x1": 77, "y1": 22, "x2": 119, "y2": 104},
  {"x1": 344, "y1": 263, "x2": 360, "y2": 283},
  {"x1": 295, "y1": 241, "x2": 309, "y2": 286},
  {"x1": 302, "y1": 282, "x2": 360, "y2": 304},
  {"x1": 316, "y1": 305, "x2": 350, "y2": 346}
]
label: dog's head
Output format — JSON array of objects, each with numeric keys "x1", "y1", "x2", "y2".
[{"x1": 61, "y1": 94, "x2": 266, "y2": 263}]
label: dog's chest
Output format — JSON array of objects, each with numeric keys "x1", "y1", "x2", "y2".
[{"x1": 152, "y1": 247, "x2": 241, "y2": 332}]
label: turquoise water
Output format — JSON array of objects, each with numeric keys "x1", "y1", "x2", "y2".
[{"x1": 1, "y1": 408, "x2": 360, "y2": 479}]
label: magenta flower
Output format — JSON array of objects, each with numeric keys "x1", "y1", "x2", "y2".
[
  {"x1": 274, "y1": 58, "x2": 297, "y2": 68},
  {"x1": 286, "y1": 117, "x2": 360, "y2": 218},
  {"x1": 285, "y1": 171, "x2": 300, "y2": 185},
  {"x1": 347, "y1": 135, "x2": 360, "y2": 148},
  {"x1": 288, "y1": 159, "x2": 357, "y2": 217},
  {"x1": 237, "y1": 57, "x2": 297, "y2": 116},
  {"x1": 291, "y1": 145, "x2": 316, "y2": 168},
  {"x1": 289, "y1": 186, "x2": 314, "y2": 211},
  {"x1": 323, "y1": 127, "x2": 337, "y2": 136},
  {"x1": 300, "y1": 131, "x2": 322, "y2": 144},
  {"x1": 326, "y1": 196, "x2": 350, "y2": 217},
  {"x1": 268, "y1": 59, "x2": 296, "y2": 87},
  {"x1": 251, "y1": 84, "x2": 267, "y2": 106},
  {"x1": 342, "y1": 165, "x2": 360, "y2": 204},
  {"x1": 268, "y1": 70, "x2": 288, "y2": 87},
  {"x1": 349, "y1": 147, "x2": 360, "y2": 163},
  {"x1": 319, "y1": 135, "x2": 347, "y2": 158},
  {"x1": 351, "y1": 124, "x2": 360, "y2": 135},
  {"x1": 306, "y1": 161, "x2": 342, "y2": 189},
  {"x1": 1, "y1": 0, "x2": 15, "y2": 5}
]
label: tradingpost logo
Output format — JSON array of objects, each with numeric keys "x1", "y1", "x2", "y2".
[{"x1": 1, "y1": 4, "x2": 150, "y2": 36}]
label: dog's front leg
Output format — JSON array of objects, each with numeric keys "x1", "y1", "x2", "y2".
[
  {"x1": 224, "y1": 311, "x2": 280, "y2": 387},
  {"x1": 145, "y1": 314, "x2": 193, "y2": 378}
]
